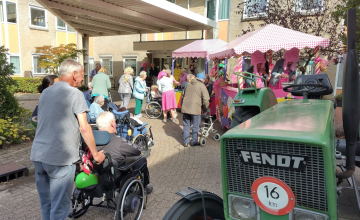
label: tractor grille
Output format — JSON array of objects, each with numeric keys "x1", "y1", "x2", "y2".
[{"x1": 225, "y1": 139, "x2": 328, "y2": 211}]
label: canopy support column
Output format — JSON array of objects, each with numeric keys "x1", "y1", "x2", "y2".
[
  {"x1": 205, "y1": 59, "x2": 209, "y2": 75},
  {"x1": 82, "y1": 35, "x2": 89, "y2": 84},
  {"x1": 172, "y1": 57, "x2": 175, "y2": 76}
]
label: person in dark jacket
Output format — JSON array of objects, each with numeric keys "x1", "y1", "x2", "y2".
[
  {"x1": 181, "y1": 73, "x2": 210, "y2": 147},
  {"x1": 149, "y1": 63, "x2": 159, "y2": 85},
  {"x1": 96, "y1": 111, "x2": 153, "y2": 194}
]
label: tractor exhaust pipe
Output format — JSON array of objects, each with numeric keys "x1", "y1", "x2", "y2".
[{"x1": 337, "y1": 8, "x2": 360, "y2": 179}]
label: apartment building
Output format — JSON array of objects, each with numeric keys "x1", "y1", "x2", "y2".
[{"x1": 9, "y1": 0, "x2": 341, "y2": 95}]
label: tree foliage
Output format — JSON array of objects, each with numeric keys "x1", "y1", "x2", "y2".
[
  {"x1": 35, "y1": 43, "x2": 84, "y2": 74},
  {"x1": 0, "y1": 46, "x2": 21, "y2": 119},
  {"x1": 236, "y1": 0, "x2": 343, "y2": 74},
  {"x1": 332, "y1": 0, "x2": 360, "y2": 62}
]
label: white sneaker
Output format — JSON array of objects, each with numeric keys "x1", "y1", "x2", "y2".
[
  {"x1": 135, "y1": 114, "x2": 142, "y2": 118},
  {"x1": 163, "y1": 119, "x2": 167, "y2": 122},
  {"x1": 138, "y1": 113, "x2": 143, "y2": 117}
]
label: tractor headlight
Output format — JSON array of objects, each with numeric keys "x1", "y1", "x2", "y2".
[
  {"x1": 294, "y1": 208, "x2": 329, "y2": 220},
  {"x1": 228, "y1": 195, "x2": 257, "y2": 220}
]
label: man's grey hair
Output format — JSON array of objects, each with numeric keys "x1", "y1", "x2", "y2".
[
  {"x1": 96, "y1": 111, "x2": 115, "y2": 129},
  {"x1": 59, "y1": 59, "x2": 83, "y2": 76},
  {"x1": 139, "y1": 71, "x2": 147, "y2": 78},
  {"x1": 94, "y1": 95, "x2": 104, "y2": 104},
  {"x1": 187, "y1": 74, "x2": 195, "y2": 81}
]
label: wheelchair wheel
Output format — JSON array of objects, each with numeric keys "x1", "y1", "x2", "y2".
[
  {"x1": 68, "y1": 188, "x2": 93, "y2": 218},
  {"x1": 214, "y1": 133, "x2": 221, "y2": 141},
  {"x1": 145, "y1": 102, "x2": 162, "y2": 119},
  {"x1": 133, "y1": 134, "x2": 150, "y2": 159},
  {"x1": 200, "y1": 137, "x2": 206, "y2": 146},
  {"x1": 115, "y1": 177, "x2": 145, "y2": 220}
]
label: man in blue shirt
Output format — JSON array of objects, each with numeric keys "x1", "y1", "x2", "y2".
[{"x1": 90, "y1": 63, "x2": 101, "y2": 82}]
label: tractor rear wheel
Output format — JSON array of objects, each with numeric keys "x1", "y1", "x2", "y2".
[
  {"x1": 163, "y1": 198, "x2": 224, "y2": 220},
  {"x1": 229, "y1": 106, "x2": 260, "y2": 129}
]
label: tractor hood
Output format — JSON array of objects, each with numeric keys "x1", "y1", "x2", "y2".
[{"x1": 223, "y1": 99, "x2": 334, "y2": 146}]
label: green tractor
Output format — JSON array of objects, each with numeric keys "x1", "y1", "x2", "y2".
[
  {"x1": 229, "y1": 72, "x2": 277, "y2": 129},
  {"x1": 163, "y1": 9, "x2": 359, "y2": 220}
]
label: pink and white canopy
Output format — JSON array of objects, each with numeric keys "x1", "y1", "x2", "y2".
[
  {"x1": 209, "y1": 24, "x2": 329, "y2": 60},
  {"x1": 172, "y1": 39, "x2": 228, "y2": 60}
]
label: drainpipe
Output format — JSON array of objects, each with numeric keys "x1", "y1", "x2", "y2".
[
  {"x1": 186, "y1": 0, "x2": 189, "y2": 39},
  {"x1": 336, "y1": 9, "x2": 359, "y2": 179}
]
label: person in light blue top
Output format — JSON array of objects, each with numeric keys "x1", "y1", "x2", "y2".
[
  {"x1": 91, "y1": 67, "x2": 111, "y2": 110},
  {"x1": 133, "y1": 71, "x2": 148, "y2": 118},
  {"x1": 89, "y1": 95, "x2": 105, "y2": 122}
]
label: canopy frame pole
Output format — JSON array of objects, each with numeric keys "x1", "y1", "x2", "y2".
[
  {"x1": 206, "y1": 59, "x2": 209, "y2": 75},
  {"x1": 172, "y1": 57, "x2": 175, "y2": 76}
]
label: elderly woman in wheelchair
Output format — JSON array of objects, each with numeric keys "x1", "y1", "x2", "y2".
[{"x1": 69, "y1": 112, "x2": 152, "y2": 220}]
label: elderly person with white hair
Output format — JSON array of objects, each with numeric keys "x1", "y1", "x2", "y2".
[
  {"x1": 89, "y1": 95, "x2": 105, "y2": 122},
  {"x1": 30, "y1": 59, "x2": 105, "y2": 220},
  {"x1": 118, "y1": 66, "x2": 134, "y2": 109},
  {"x1": 96, "y1": 111, "x2": 153, "y2": 194},
  {"x1": 157, "y1": 69, "x2": 180, "y2": 122},
  {"x1": 133, "y1": 71, "x2": 148, "y2": 118}
]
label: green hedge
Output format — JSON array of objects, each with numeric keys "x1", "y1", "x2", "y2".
[{"x1": 13, "y1": 78, "x2": 42, "y2": 93}]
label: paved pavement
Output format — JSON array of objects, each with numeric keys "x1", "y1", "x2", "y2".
[{"x1": 0, "y1": 92, "x2": 359, "y2": 220}]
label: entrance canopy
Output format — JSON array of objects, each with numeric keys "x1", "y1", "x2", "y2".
[
  {"x1": 209, "y1": 24, "x2": 329, "y2": 59},
  {"x1": 37, "y1": 0, "x2": 217, "y2": 37},
  {"x1": 172, "y1": 39, "x2": 228, "y2": 60}
]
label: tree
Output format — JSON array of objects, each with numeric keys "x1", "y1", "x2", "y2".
[
  {"x1": 35, "y1": 43, "x2": 85, "y2": 74},
  {"x1": 332, "y1": 0, "x2": 360, "y2": 62},
  {"x1": 0, "y1": 46, "x2": 21, "y2": 119},
  {"x1": 236, "y1": 0, "x2": 343, "y2": 74}
]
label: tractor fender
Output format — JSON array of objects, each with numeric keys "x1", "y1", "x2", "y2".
[{"x1": 177, "y1": 189, "x2": 223, "y2": 203}]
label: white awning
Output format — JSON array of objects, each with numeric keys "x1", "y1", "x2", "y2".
[{"x1": 37, "y1": 0, "x2": 218, "y2": 37}]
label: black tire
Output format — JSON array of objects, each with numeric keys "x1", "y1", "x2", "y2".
[
  {"x1": 68, "y1": 189, "x2": 93, "y2": 219},
  {"x1": 163, "y1": 198, "x2": 225, "y2": 220},
  {"x1": 133, "y1": 134, "x2": 150, "y2": 158},
  {"x1": 229, "y1": 106, "x2": 260, "y2": 129},
  {"x1": 200, "y1": 137, "x2": 206, "y2": 146},
  {"x1": 213, "y1": 133, "x2": 221, "y2": 141},
  {"x1": 115, "y1": 177, "x2": 145, "y2": 220},
  {"x1": 145, "y1": 102, "x2": 162, "y2": 119}
]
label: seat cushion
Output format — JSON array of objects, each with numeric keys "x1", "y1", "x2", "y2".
[
  {"x1": 93, "y1": 130, "x2": 111, "y2": 146},
  {"x1": 118, "y1": 155, "x2": 143, "y2": 171}
]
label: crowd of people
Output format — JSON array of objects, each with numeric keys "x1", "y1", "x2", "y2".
[{"x1": 31, "y1": 53, "x2": 300, "y2": 218}]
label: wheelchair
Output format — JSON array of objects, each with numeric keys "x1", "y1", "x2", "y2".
[
  {"x1": 144, "y1": 87, "x2": 177, "y2": 119},
  {"x1": 115, "y1": 112, "x2": 154, "y2": 159},
  {"x1": 69, "y1": 130, "x2": 148, "y2": 220}
]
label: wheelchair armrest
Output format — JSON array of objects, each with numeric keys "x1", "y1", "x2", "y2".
[{"x1": 137, "y1": 123, "x2": 148, "y2": 133}]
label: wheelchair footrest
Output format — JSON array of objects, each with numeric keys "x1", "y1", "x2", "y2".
[{"x1": 118, "y1": 155, "x2": 143, "y2": 171}]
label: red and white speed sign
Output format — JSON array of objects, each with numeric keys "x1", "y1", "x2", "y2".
[{"x1": 251, "y1": 177, "x2": 295, "y2": 215}]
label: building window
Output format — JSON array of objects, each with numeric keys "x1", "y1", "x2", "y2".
[
  {"x1": 0, "y1": 2, "x2": 4, "y2": 23},
  {"x1": 29, "y1": 5, "x2": 47, "y2": 29},
  {"x1": 32, "y1": 55, "x2": 46, "y2": 74},
  {"x1": 57, "y1": 17, "x2": 75, "y2": 32},
  {"x1": 6, "y1": 1, "x2": 16, "y2": 23},
  {"x1": 296, "y1": 0, "x2": 323, "y2": 11},
  {"x1": 206, "y1": 0, "x2": 216, "y2": 20},
  {"x1": 218, "y1": 0, "x2": 230, "y2": 20},
  {"x1": 10, "y1": 55, "x2": 20, "y2": 74},
  {"x1": 123, "y1": 56, "x2": 137, "y2": 75},
  {"x1": 243, "y1": 0, "x2": 268, "y2": 18},
  {"x1": 167, "y1": 0, "x2": 175, "y2": 3},
  {"x1": 100, "y1": 56, "x2": 113, "y2": 76}
]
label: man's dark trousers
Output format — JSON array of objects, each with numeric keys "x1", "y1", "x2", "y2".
[{"x1": 183, "y1": 113, "x2": 201, "y2": 145}]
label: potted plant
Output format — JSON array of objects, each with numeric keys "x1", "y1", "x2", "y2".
[{"x1": 335, "y1": 93, "x2": 342, "y2": 107}]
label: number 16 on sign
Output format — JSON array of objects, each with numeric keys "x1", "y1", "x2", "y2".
[{"x1": 251, "y1": 177, "x2": 295, "y2": 215}]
